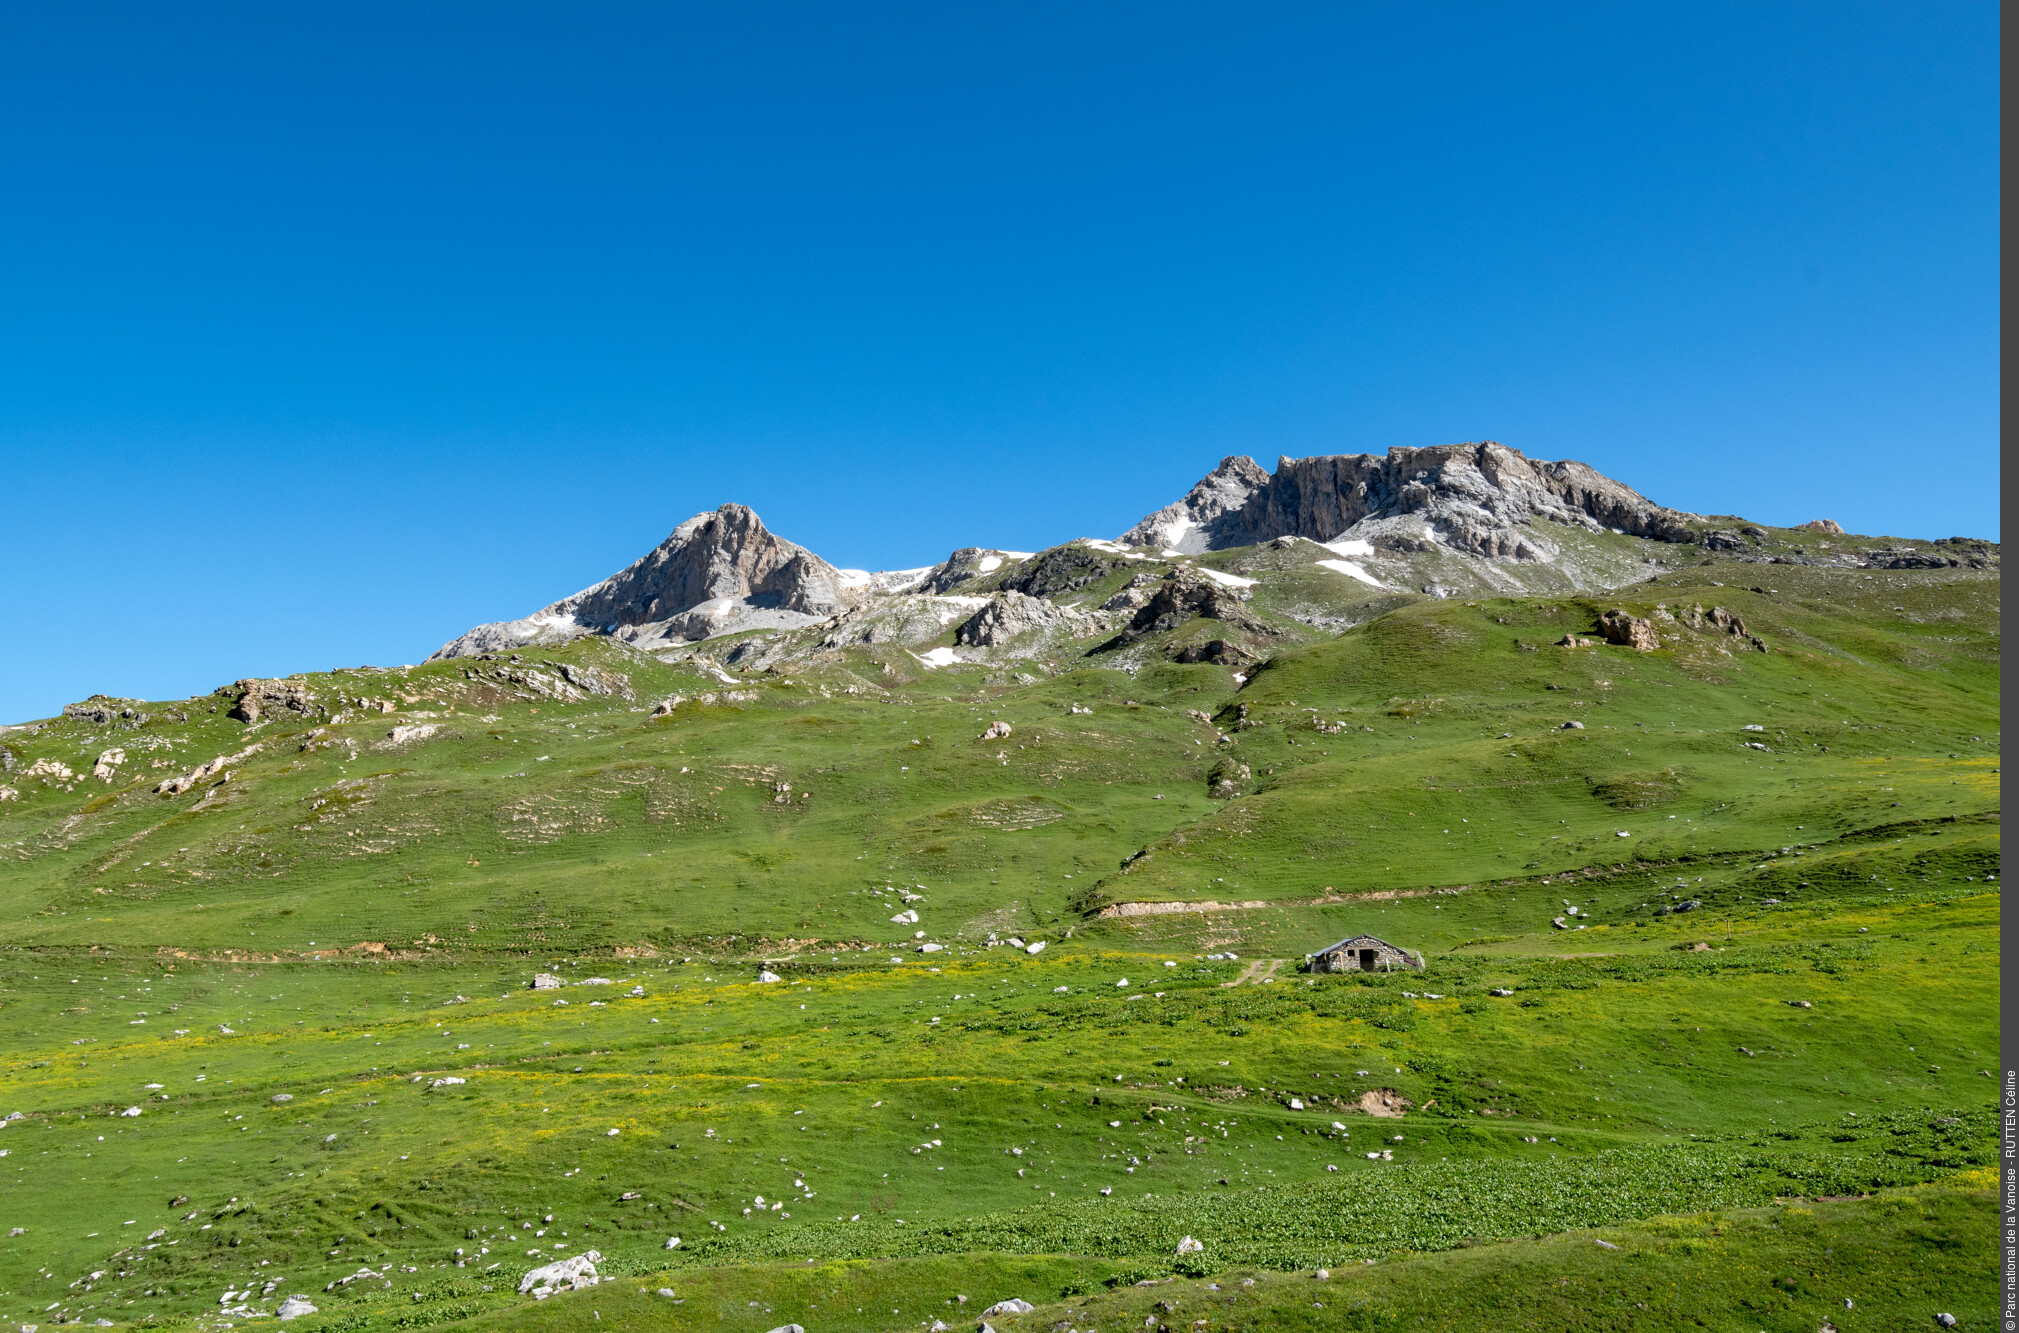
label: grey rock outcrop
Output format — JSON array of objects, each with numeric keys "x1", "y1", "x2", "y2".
[
  {"x1": 998, "y1": 545, "x2": 1129, "y2": 599},
  {"x1": 1120, "y1": 443, "x2": 1701, "y2": 563},
  {"x1": 956, "y1": 592, "x2": 1105, "y2": 647},
  {"x1": 1595, "y1": 610, "x2": 1659, "y2": 651},
  {"x1": 1120, "y1": 455, "x2": 1274, "y2": 553},
  {"x1": 1103, "y1": 568, "x2": 1277, "y2": 650},
  {"x1": 431, "y1": 505, "x2": 857, "y2": 659},
  {"x1": 920, "y1": 548, "x2": 1032, "y2": 594},
  {"x1": 222, "y1": 678, "x2": 320, "y2": 725}
]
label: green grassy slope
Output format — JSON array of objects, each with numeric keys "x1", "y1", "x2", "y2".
[{"x1": 0, "y1": 554, "x2": 1996, "y2": 1331}]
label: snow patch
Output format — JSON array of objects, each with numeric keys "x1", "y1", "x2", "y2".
[
  {"x1": 1195, "y1": 567, "x2": 1257, "y2": 589},
  {"x1": 1077, "y1": 539, "x2": 1155, "y2": 560},
  {"x1": 1316, "y1": 559, "x2": 1389, "y2": 589},
  {"x1": 977, "y1": 556, "x2": 1003, "y2": 574},
  {"x1": 1322, "y1": 538, "x2": 1376, "y2": 558},
  {"x1": 912, "y1": 647, "x2": 961, "y2": 669}
]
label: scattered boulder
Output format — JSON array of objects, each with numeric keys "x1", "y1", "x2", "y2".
[
  {"x1": 1560, "y1": 720, "x2": 1585, "y2": 730},
  {"x1": 1596, "y1": 609, "x2": 1659, "y2": 651},
  {"x1": 983, "y1": 1299, "x2": 1036, "y2": 1316},
  {"x1": 649, "y1": 696, "x2": 687, "y2": 717},
  {"x1": 1172, "y1": 638, "x2": 1257, "y2": 667},
  {"x1": 1557, "y1": 634, "x2": 1598, "y2": 648},
  {"x1": 1207, "y1": 758, "x2": 1251, "y2": 800},
  {"x1": 756, "y1": 970, "x2": 784, "y2": 983},
  {"x1": 277, "y1": 1296, "x2": 318, "y2": 1320},
  {"x1": 981, "y1": 720, "x2": 1013, "y2": 740},
  {"x1": 1176, "y1": 1235, "x2": 1204, "y2": 1255},
  {"x1": 1799, "y1": 519, "x2": 1844, "y2": 534},
  {"x1": 518, "y1": 1252, "x2": 603, "y2": 1299},
  {"x1": 530, "y1": 974, "x2": 565, "y2": 990},
  {"x1": 223, "y1": 678, "x2": 319, "y2": 725},
  {"x1": 154, "y1": 745, "x2": 261, "y2": 796}
]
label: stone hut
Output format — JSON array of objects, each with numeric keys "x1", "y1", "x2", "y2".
[{"x1": 1305, "y1": 934, "x2": 1423, "y2": 974}]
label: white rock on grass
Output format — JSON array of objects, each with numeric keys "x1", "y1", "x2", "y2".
[
  {"x1": 518, "y1": 1251, "x2": 603, "y2": 1299},
  {"x1": 1176, "y1": 1236, "x2": 1204, "y2": 1255},
  {"x1": 429, "y1": 1077, "x2": 466, "y2": 1088},
  {"x1": 1025, "y1": 941, "x2": 1045, "y2": 954},
  {"x1": 756, "y1": 970, "x2": 784, "y2": 983},
  {"x1": 663, "y1": 1236, "x2": 682, "y2": 1249},
  {"x1": 531, "y1": 974, "x2": 564, "y2": 990},
  {"x1": 763, "y1": 1325, "x2": 805, "y2": 1333},
  {"x1": 983, "y1": 1299, "x2": 1035, "y2": 1316},
  {"x1": 276, "y1": 1297, "x2": 318, "y2": 1319}
]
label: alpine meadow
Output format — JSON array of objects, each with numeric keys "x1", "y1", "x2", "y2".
[{"x1": 0, "y1": 445, "x2": 1999, "y2": 1333}]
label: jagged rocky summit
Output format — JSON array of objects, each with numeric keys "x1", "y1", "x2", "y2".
[
  {"x1": 1119, "y1": 441, "x2": 1698, "y2": 559},
  {"x1": 432, "y1": 504, "x2": 897, "y2": 660}
]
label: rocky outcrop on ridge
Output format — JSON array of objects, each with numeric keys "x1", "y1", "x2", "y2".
[
  {"x1": 918, "y1": 548, "x2": 1033, "y2": 594},
  {"x1": 1120, "y1": 456, "x2": 1274, "y2": 554},
  {"x1": 1120, "y1": 442, "x2": 1701, "y2": 563},
  {"x1": 431, "y1": 505, "x2": 859, "y2": 659},
  {"x1": 954, "y1": 592, "x2": 1106, "y2": 648},
  {"x1": 1101, "y1": 567, "x2": 1279, "y2": 651}
]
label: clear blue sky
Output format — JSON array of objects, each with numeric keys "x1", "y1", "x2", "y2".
[{"x1": 0, "y1": 2, "x2": 1998, "y2": 721}]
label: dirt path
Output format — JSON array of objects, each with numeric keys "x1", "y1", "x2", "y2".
[{"x1": 1221, "y1": 957, "x2": 1284, "y2": 987}]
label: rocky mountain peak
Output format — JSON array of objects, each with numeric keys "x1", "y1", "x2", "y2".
[
  {"x1": 429, "y1": 503, "x2": 855, "y2": 660},
  {"x1": 1119, "y1": 455, "x2": 1273, "y2": 554},
  {"x1": 1121, "y1": 442, "x2": 1699, "y2": 561}
]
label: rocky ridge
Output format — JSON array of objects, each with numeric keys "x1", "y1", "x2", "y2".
[
  {"x1": 1121, "y1": 442, "x2": 1699, "y2": 560},
  {"x1": 427, "y1": 444, "x2": 1997, "y2": 674}
]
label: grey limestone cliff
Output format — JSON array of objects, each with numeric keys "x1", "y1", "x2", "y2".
[{"x1": 1121, "y1": 442, "x2": 1700, "y2": 562}]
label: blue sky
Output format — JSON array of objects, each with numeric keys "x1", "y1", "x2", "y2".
[{"x1": 0, "y1": 2, "x2": 1998, "y2": 721}]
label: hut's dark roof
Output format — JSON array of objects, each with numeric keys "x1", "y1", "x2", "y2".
[{"x1": 1313, "y1": 934, "x2": 1409, "y2": 955}]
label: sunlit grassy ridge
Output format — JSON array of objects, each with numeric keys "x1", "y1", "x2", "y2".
[{"x1": 0, "y1": 553, "x2": 1996, "y2": 1330}]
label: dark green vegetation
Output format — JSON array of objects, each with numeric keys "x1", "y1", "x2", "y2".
[{"x1": 0, "y1": 547, "x2": 1997, "y2": 1331}]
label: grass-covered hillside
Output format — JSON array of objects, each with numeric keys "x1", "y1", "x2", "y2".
[{"x1": 0, "y1": 548, "x2": 1997, "y2": 1332}]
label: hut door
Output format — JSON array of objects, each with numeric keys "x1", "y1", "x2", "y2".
[{"x1": 1359, "y1": 948, "x2": 1377, "y2": 972}]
